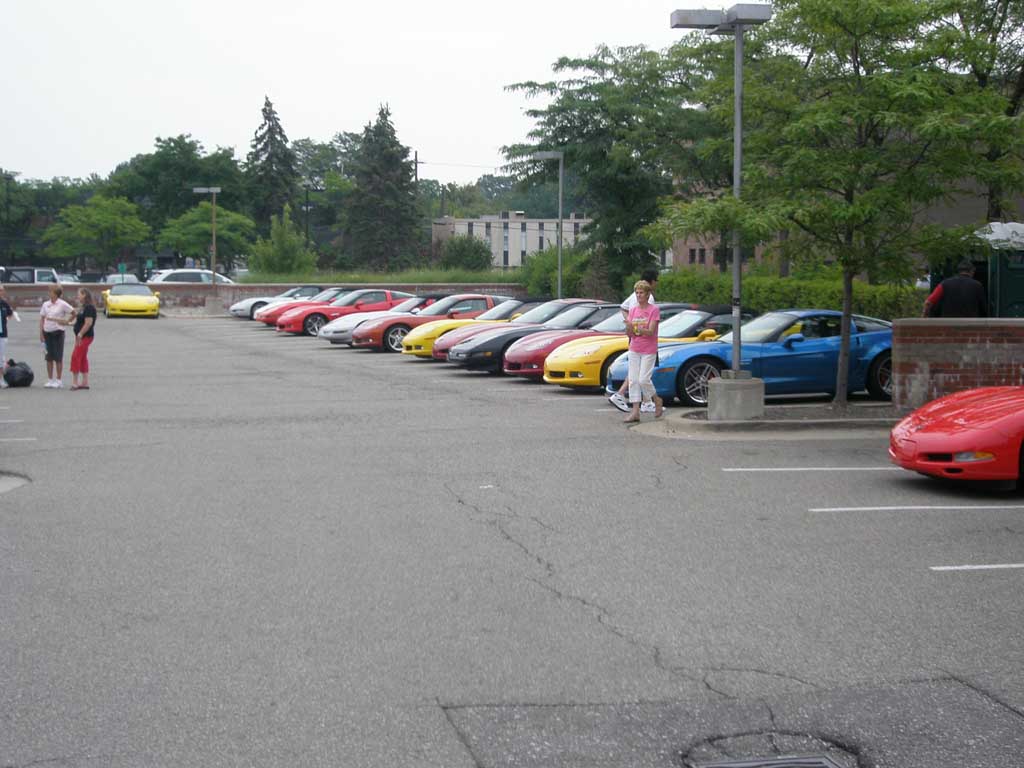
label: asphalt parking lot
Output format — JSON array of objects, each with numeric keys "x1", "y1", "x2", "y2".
[{"x1": 2, "y1": 317, "x2": 1022, "y2": 767}]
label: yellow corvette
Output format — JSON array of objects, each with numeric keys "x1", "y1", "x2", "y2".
[
  {"x1": 542, "y1": 308, "x2": 734, "y2": 388},
  {"x1": 102, "y1": 283, "x2": 161, "y2": 318},
  {"x1": 400, "y1": 297, "x2": 547, "y2": 357}
]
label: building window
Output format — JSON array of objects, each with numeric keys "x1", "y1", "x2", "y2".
[
  {"x1": 467, "y1": 222, "x2": 474, "y2": 237},
  {"x1": 503, "y1": 250, "x2": 509, "y2": 267},
  {"x1": 521, "y1": 222, "x2": 527, "y2": 259},
  {"x1": 485, "y1": 222, "x2": 491, "y2": 240},
  {"x1": 539, "y1": 222, "x2": 545, "y2": 251},
  {"x1": 502, "y1": 222, "x2": 509, "y2": 252},
  {"x1": 689, "y1": 248, "x2": 697, "y2": 264},
  {"x1": 698, "y1": 248, "x2": 706, "y2": 264},
  {"x1": 573, "y1": 222, "x2": 580, "y2": 238}
]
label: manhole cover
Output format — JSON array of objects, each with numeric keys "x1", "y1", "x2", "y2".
[{"x1": 685, "y1": 732, "x2": 860, "y2": 768}]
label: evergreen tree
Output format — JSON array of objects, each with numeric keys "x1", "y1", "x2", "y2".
[
  {"x1": 245, "y1": 96, "x2": 298, "y2": 232},
  {"x1": 346, "y1": 106, "x2": 419, "y2": 271}
]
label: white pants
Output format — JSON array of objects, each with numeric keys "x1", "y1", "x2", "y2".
[{"x1": 627, "y1": 351, "x2": 657, "y2": 404}]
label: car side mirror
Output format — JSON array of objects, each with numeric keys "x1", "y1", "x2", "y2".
[
  {"x1": 448, "y1": 311, "x2": 457, "y2": 318},
  {"x1": 783, "y1": 333, "x2": 805, "y2": 347},
  {"x1": 355, "y1": 301, "x2": 364, "y2": 309},
  {"x1": 154, "y1": 291, "x2": 160, "y2": 298},
  {"x1": 410, "y1": 308, "x2": 420, "y2": 314},
  {"x1": 510, "y1": 313, "x2": 523, "y2": 319},
  {"x1": 697, "y1": 329, "x2": 717, "y2": 340}
]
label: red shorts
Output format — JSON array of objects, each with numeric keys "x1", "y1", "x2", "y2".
[{"x1": 70, "y1": 336, "x2": 93, "y2": 374}]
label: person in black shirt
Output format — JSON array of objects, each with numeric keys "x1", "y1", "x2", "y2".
[
  {"x1": 0, "y1": 286, "x2": 13, "y2": 388},
  {"x1": 922, "y1": 259, "x2": 988, "y2": 318},
  {"x1": 69, "y1": 288, "x2": 97, "y2": 390}
]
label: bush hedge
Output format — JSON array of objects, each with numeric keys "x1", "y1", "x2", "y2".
[{"x1": 651, "y1": 271, "x2": 925, "y2": 321}]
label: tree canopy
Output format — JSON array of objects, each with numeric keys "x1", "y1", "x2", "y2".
[
  {"x1": 42, "y1": 196, "x2": 150, "y2": 271},
  {"x1": 246, "y1": 97, "x2": 298, "y2": 232}
]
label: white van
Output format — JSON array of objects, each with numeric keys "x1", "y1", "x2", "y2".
[{"x1": 0, "y1": 266, "x2": 60, "y2": 284}]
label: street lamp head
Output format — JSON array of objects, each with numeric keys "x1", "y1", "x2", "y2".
[
  {"x1": 671, "y1": 3, "x2": 772, "y2": 31},
  {"x1": 531, "y1": 151, "x2": 564, "y2": 161},
  {"x1": 192, "y1": 187, "x2": 221, "y2": 194}
]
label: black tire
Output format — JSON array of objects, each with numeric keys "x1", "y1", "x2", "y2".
[
  {"x1": 675, "y1": 357, "x2": 723, "y2": 407},
  {"x1": 384, "y1": 324, "x2": 410, "y2": 353},
  {"x1": 304, "y1": 314, "x2": 328, "y2": 336},
  {"x1": 866, "y1": 351, "x2": 892, "y2": 400},
  {"x1": 599, "y1": 351, "x2": 626, "y2": 389},
  {"x1": 249, "y1": 302, "x2": 267, "y2": 320}
]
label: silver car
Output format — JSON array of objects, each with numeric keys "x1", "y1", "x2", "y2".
[
  {"x1": 229, "y1": 286, "x2": 323, "y2": 319},
  {"x1": 318, "y1": 295, "x2": 436, "y2": 345}
]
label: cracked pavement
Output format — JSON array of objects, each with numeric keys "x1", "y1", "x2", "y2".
[{"x1": 1, "y1": 318, "x2": 1022, "y2": 767}]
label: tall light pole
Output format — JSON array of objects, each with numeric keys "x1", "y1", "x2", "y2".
[
  {"x1": 672, "y1": 4, "x2": 772, "y2": 374},
  {"x1": 192, "y1": 187, "x2": 221, "y2": 289},
  {"x1": 532, "y1": 150, "x2": 564, "y2": 298}
]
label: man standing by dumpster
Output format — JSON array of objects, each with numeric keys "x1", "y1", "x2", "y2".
[{"x1": 922, "y1": 259, "x2": 988, "y2": 317}]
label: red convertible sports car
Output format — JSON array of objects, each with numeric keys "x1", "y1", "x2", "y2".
[
  {"x1": 351, "y1": 293, "x2": 510, "y2": 352},
  {"x1": 254, "y1": 287, "x2": 352, "y2": 326},
  {"x1": 275, "y1": 288, "x2": 414, "y2": 335},
  {"x1": 890, "y1": 386, "x2": 1024, "y2": 483}
]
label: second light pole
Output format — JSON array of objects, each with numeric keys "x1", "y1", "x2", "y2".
[{"x1": 532, "y1": 150, "x2": 564, "y2": 298}]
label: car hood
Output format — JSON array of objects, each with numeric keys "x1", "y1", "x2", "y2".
[{"x1": 895, "y1": 386, "x2": 1024, "y2": 436}]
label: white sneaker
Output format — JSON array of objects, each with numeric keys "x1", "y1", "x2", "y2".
[
  {"x1": 0, "y1": 378, "x2": 8, "y2": 389},
  {"x1": 640, "y1": 401, "x2": 656, "y2": 413},
  {"x1": 608, "y1": 392, "x2": 630, "y2": 412},
  {"x1": 44, "y1": 379, "x2": 55, "y2": 388},
  {"x1": 52, "y1": 380, "x2": 63, "y2": 389}
]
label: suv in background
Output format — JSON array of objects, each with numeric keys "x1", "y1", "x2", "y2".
[
  {"x1": 0, "y1": 266, "x2": 60, "y2": 284},
  {"x1": 147, "y1": 269, "x2": 234, "y2": 284}
]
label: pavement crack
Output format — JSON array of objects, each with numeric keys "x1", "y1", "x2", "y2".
[
  {"x1": 704, "y1": 665, "x2": 823, "y2": 691},
  {"x1": 942, "y1": 670, "x2": 1024, "y2": 721},
  {"x1": 439, "y1": 699, "x2": 484, "y2": 768}
]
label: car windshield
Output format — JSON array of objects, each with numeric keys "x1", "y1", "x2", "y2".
[
  {"x1": 512, "y1": 300, "x2": 575, "y2": 324},
  {"x1": 417, "y1": 295, "x2": 479, "y2": 316},
  {"x1": 591, "y1": 313, "x2": 627, "y2": 333},
  {"x1": 659, "y1": 310, "x2": 708, "y2": 336},
  {"x1": 310, "y1": 288, "x2": 348, "y2": 302},
  {"x1": 110, "y1": 284, "x2": 154, "y2": 296},
  {"x1": 278, "y1": 287, "x2": 304, "y2": 298},
  {"x1": 476, "y1": 299, "x2": 524, "y2": 320},
  {"x1": 392, "y1": 297, "x2": 427, "y2": 313},
  {"x1": 542, "y1": 304, "x2": 602, "y2": 329},
  {"x1": 718, "y1": 312, "x2": 796, "y2": 344},
  {"x1": 330, "y1": 291, "x2": 373, "y2": 307}
]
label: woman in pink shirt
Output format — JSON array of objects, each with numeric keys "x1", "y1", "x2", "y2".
[{"x1": 623, "y1": 280, "x2": 663, "y2": 423}]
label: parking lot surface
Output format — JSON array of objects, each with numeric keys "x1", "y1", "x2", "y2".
[{"x1": 1, "y1": 318, "x2": 1022, "y2": 767}]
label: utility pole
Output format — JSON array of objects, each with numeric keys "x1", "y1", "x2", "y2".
[
  {"x1": 414, "y1": 150, "x2": 418, "y2": 184},
  {"x1": 192, "y1": 187, "x2": 221, "y2": 290}
]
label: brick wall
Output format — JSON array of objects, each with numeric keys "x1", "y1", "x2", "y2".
[
  {"x1": 1, "y1": 283, "x2": 527, "y2": 314},
  {"x1": 893, "y1": 318, "x2": 1024, "y2": 411}
]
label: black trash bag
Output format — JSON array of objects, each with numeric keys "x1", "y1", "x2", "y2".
[{"x1": 4, "y1": 361, "x2": 34, "y2": 387}]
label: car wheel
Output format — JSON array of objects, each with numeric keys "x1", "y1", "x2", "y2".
[
  {"x1": 249, "y1": 302, "x2": 267, "y2": 320},
  {"x1": 304, "y1": 314, "x2": 327, "y2": 336},
  {"x1": 675, "y1": 358, "x2": 723, "y2": 407},
  {"x1": 599, "y1": 352, "x2": 625, "y2": 389},
  {"x1": 384, "y1": 325, "x2": 410, "y2": 353},
  {"x1": 867, "y1": 351, "x2": 892, "y2": 400}
]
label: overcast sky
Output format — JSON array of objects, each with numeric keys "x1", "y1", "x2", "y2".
[{"x1": 2, "y1": 0, "x2": 732, "y2": 186}]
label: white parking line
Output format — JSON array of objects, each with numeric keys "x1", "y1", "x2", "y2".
[
  {"x1": 724, "y1": 467, "x2": 901, "y2": 473},
  {"x1": 930, "y1": 563, "x2": 1024, "y2": 572},
  {"x1": 0, "y1": 438, "x2": 37, "y2": 443},
  {"x1": 0, "y1": 419, "x2": 24, "y2": 424},
  {"x1": 810, "y1": 504, "x2": 1024, "y2": 513}
]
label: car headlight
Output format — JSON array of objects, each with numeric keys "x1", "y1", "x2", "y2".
[{"x1": 953, "y1": 451, "x2": 995, "y2": 462}]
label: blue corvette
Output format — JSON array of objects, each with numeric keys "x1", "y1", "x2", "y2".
[{"x1": 606, "y1": 309, "x2": 893, "y2": 406}]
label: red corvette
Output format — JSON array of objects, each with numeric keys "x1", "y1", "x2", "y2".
[
  {"x1": 431, "y1": 299, "x2": 597, "y2": 361},
  {"x1": 275, "y1": 288, "x2": 414, "y2": 335},
  {"x1": 890, "y1": 386, "x2": 1024, "y2": 483},
  {"x1": 254, "y1": 287, "x2": 352, "y2": 326},
  {"x1": 352, "y1": 293, "x2": 510, "y2": 352}
]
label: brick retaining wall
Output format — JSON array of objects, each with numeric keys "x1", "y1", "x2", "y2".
[
  {"x1": 893, "y1": 318, "x2": 1024, "y2": 411},
  {"x1": 1, "y1": 283, "x2": 527, "y2": 315}
]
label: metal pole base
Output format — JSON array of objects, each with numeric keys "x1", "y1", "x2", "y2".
[{"x1": 707, "y1": 376, "x2": 764, "y2": 421}]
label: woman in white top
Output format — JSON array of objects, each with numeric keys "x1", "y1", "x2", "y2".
[{"x1": 38, "y1": 285, "x2": 74, "y2": 388}]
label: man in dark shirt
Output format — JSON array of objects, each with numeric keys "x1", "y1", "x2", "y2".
[{"x1": 922, "y1": 260, "x2": 988, "y2": 317}]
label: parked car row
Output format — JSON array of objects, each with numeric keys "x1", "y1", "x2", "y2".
[{"x1": 230, "y1": 287, "x2": 896, "y2": 407}]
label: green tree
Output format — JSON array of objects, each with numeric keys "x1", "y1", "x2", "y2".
[
  {"x1": 346, "y1": 106, "x2": 419, "y2": 270},
  {"x1": 248, "y1": 204, "x2": 315, "y2": 274},
  {"x1": 439, "y1": 234, "x2": 493, "y2": 271},
  {"x1": 246, "y1": 97, "x2": 298, "y2": 232},
  {"x1": 655, "y1": 0, "x2": 994, "y2": 403},
  {"x1": 157, "y1": 202, "x2": 256, "y2": 274},
  {"x1": 506, "y1": 44, "x2": 726, "y2": 287},
  {"x1": 42, "y1": 196, "x2": 150, "y2": 271}
]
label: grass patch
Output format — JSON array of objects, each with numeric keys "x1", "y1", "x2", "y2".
[{"x1": 240, "y1": 269, "x2": 524, "y2": 284}]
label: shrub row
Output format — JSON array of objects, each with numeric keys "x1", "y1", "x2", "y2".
[{"x1": 652, "y1": 272, "x2": 925, "y2": 321}]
